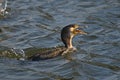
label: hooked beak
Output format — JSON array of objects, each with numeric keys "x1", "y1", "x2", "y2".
[{"x1": 75, "y1": 28, "x2": 87, "y2": 35}]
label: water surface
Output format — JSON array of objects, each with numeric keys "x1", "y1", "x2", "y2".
[{"x1": 0, "y1": 0, "x2": 120, "y2": 80}]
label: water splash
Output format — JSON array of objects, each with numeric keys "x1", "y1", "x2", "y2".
[
  {"x1": 11, "y1": 48, "x2": 26, "y2": 60},
  {"x1": 0, "y1": 0, "x2": 8, "y2": 15},
  {"x1": 85, "y1": 25, "x2": 89, "y2": 28}
]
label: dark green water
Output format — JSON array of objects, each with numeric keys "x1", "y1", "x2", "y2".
[{"x1": 0, "y1": 0, "x2": 120, "y2": 80}]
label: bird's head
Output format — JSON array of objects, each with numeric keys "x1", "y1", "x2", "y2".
[
  {"x1": 69, "y1": 24, "x2": 87, "y2": 36},
  {"x1": 61, "y1": 24, "x2": 87, "y2": 49}
]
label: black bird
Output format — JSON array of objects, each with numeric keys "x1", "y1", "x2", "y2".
[{"x1": 28, "y1": 24, "x2": 87, "y2": 61}]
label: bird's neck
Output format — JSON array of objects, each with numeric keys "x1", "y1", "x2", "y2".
[
  {"x1": 67, "y1": 35, "x2": 74, "y2": 49},
  {"x1": 62, "y1": 35, "x2": 77, "y2": 55}
]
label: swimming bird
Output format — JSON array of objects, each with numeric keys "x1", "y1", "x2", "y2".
[{"x1": 28, "y1": 24, "x2": 87, "y2": 61}]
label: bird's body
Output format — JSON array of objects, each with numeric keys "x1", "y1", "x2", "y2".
[
  {"x1": 28, "y1": 46, "x2": 66, "y2": 61},
  {"x1": 28, "y1": 24, "x2": 87, "y2": 61}
]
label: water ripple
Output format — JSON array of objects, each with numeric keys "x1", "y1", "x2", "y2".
[{"x1": 0, "y1": 0, "x2": 120, "y2": 80}]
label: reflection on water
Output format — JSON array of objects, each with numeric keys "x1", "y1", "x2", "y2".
[{"x1": 0, "y1": 0, "x2": 120, "y2": 80}]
